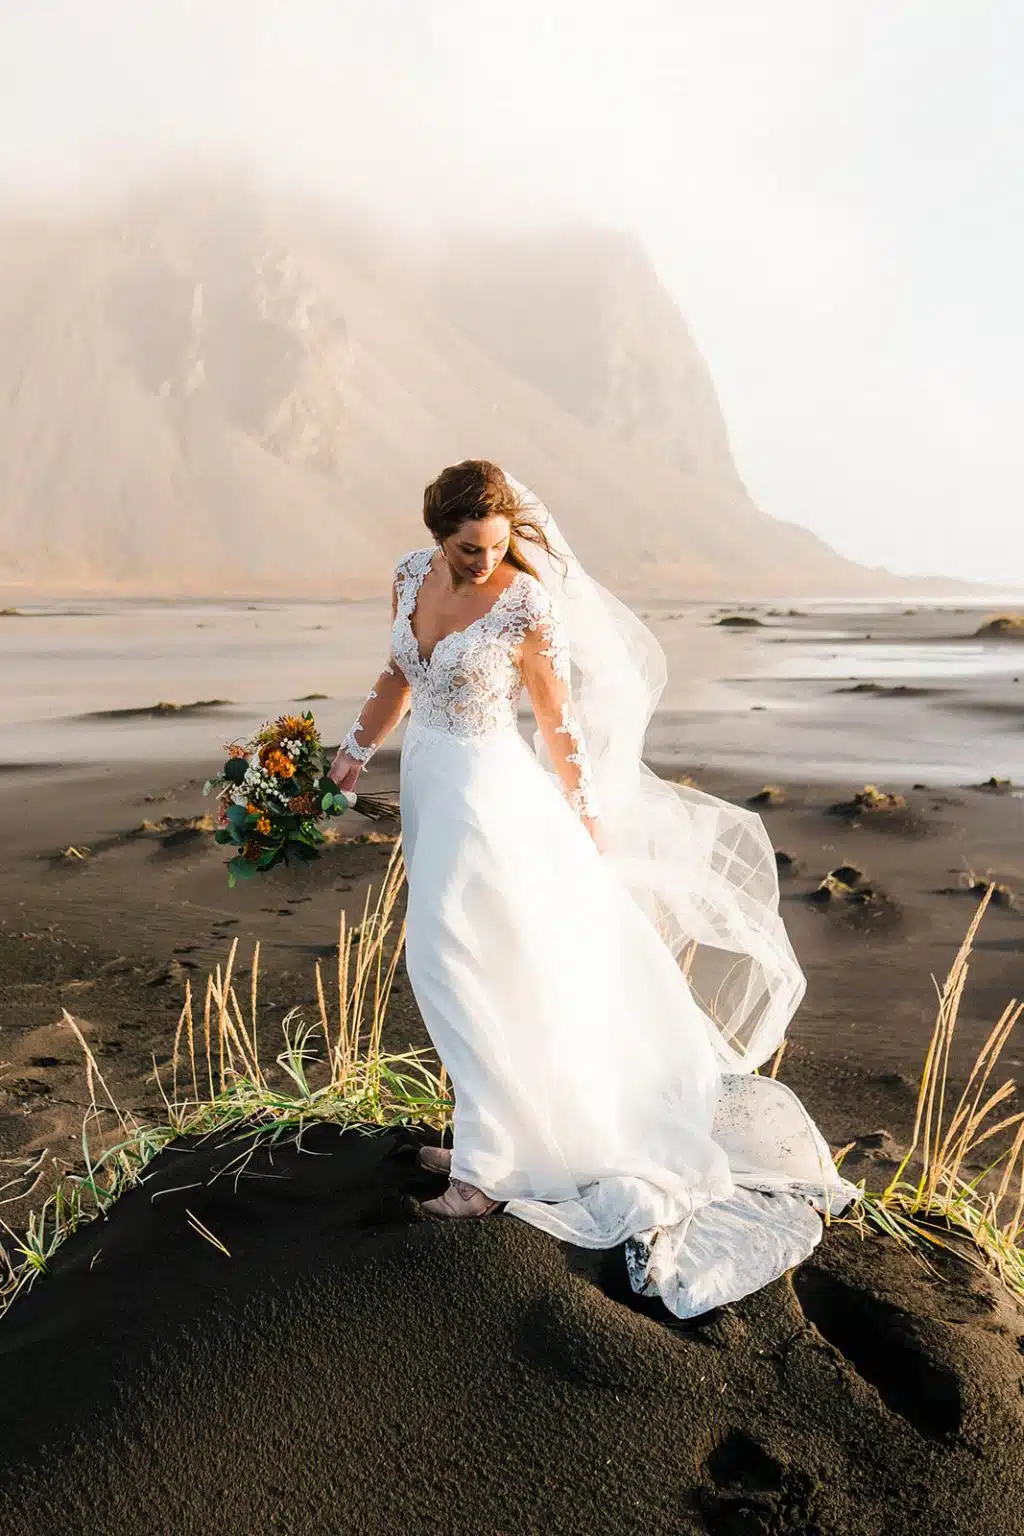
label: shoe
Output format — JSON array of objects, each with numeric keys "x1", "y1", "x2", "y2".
[
  {"x1": 417, "y1": 1145, "x2": 452, "y2": 1175},
  {"x1": 421, "y1": 1177, "x2": 500, "y2": 1219}
]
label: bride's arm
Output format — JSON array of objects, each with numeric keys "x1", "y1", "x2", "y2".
[
  {"x1": 329, "y1": 577, "x2": 411, "y2": 789},
  {"x1": 520, "y1": 594, "x2": 606, "y2": 851}
]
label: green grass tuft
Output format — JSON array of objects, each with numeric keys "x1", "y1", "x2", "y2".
[
  {"x1": 1, "y1": 839, "x2": 452, "y2": 1319},
  {"x1": 842, "y1": 885, "x2": 1024, "y2": 1299}
]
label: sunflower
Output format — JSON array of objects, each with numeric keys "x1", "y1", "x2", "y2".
[{"x1": 277, "y1": 713, "x2": 317, "y2": 740}]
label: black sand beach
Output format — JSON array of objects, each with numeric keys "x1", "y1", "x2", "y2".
[
  {"x1": 3, "y1": 1123, "x2": 1024, "y2": 1536},
  {"x1": 1, "y1": 598, "x2": 1023, "y2": 1533}
]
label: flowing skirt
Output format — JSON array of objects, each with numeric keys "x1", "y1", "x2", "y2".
[{"x1": 399, "y1": 716, "x2": 856, "y2": 1319}]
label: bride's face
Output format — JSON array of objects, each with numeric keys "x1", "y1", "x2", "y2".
[{"x1": 442, "y1": 516, "x2": 512, "y2": 585}]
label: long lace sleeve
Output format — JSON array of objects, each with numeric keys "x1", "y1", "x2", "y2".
[
  {"x1": 339, "y1": 574, "x2": 411, "y2": 763},
  {"x1": 519, "y1": 586, "x2": 598, "y2": 819},
  {"x1": 339, "y1": 658, "x2": 409, "y2": 762}
]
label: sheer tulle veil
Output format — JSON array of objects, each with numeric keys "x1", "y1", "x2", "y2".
[{"x1": 503, "y1": 472, "x2": 805, "y2": 1072}]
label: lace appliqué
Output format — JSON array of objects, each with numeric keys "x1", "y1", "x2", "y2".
[
  {"x1": 340, "y1": 728, "x2": 376, "y2": 763},
  {"x1": 530, "y1": 604, "x2": 597, "y2": 818},
  {"x1": 389, "y1": 549, "x2": 539, "y2": 740},
  {"x1": 372, "y1": 548, "x2": 597, "y2": 816},
  {"x1": 341, "y1": 661, "x2": 397, "y2": 762},
  {"x1": 555, "y1": 700, "x2": 597, "y2": 817}
]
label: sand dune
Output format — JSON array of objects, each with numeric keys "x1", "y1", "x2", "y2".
[
  {"x1": 0, "y1": 177, "x2": 933, "y2": 600},
  {"x1": 2, "y1": 1123, "x2": 1022, "y2": 1536}
]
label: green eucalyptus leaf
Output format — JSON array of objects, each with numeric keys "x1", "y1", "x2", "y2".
[{"x1": 289, "y1": 827, "x2": 322, "y2": 848}]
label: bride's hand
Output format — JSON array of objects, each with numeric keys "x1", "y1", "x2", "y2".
[{"x1": 328, "y1": 749, "x2": 363, "y2": 793}]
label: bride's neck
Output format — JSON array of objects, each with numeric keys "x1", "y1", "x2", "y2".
[{"x1": 437, "y1": 553, "x2": 481, "y2": 598}]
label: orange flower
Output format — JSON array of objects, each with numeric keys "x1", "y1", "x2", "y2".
[
  {"x1": 262, "y1": 749, "x2": 296, "y2": 778},
  {"x1": 225, "y1": 743, "x2": 249, "y2": 759},
  {"x1": 277, "y1": 714, "x2": 316, "y2": 740},
  {"x1": 246, "y1": 802, "x2": 261, "y2": 816},
  {"x1": 255, "y1": 815, "x2": 272, "y2": 836}
]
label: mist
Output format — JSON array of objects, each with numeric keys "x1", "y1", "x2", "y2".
[{"x1": 1, "y1": 0, "x2": 1021, "y2": 584}]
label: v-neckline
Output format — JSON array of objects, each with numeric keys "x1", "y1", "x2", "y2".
[{"x1": 407, "y1": 551, "x2": 525, "y2": 670}]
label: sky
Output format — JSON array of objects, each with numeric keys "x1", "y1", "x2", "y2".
[{"x1": 1, "y1": 1, "x2": 1021, "y2": 584}]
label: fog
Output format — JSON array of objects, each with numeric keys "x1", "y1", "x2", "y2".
[{"x1": 1, "y1": 1, "x2": 1021, "y2": 584}]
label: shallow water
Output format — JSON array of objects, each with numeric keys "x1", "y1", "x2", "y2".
[
  {"x1": 1, "y1": 596, "x2": 1021, "y2": 785},
  {"x1": 0, "y1": 598, "x2": 389, "y2": 764},
  {"x1": 762, "y1": 636, "x2": 1023, "y2": 683}
]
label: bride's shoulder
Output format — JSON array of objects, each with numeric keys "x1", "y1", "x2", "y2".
[
  {"x1": 512, "y1": 567, "x2": 556, "y2": 614},
  {"x1": 394, "y1": 546, "x2": 434, "y2": 579}
]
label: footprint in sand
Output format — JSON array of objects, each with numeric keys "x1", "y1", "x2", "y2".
[{"x1": 792, "y1": 1266, "x2": 964, "y2": 1441}]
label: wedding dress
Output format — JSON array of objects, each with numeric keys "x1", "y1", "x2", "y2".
[{"x1": 340, "y1": 505, "x2": 856, "y2": 1320}]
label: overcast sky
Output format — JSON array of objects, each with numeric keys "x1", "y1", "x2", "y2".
[{"x1": 1, "y1": 1, "x2": 1021, "y2": 583}]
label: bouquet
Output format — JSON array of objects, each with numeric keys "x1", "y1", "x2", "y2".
[{"x1": 203, "y1": 712, "x2": 355, "y2": 887}]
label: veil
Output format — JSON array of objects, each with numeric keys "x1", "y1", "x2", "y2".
[{"x1": 504, "y1": 473, "x2": 805, "y2": 1072}]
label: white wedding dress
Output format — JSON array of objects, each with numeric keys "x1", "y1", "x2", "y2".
[{"x1": 342, "y1": 540, "x2": 856, "y2": 1320}]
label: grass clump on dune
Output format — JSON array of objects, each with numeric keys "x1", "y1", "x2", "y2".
[
  {"x1": 1, "y1": 840, "x2": 451, "y2": 1317},
  {"x1": 160, "y1": 847, "x2": 447, "y2": 1145},
  {"x1": 850, "y1": 885, "x2": 1024, "y2": 1299}
]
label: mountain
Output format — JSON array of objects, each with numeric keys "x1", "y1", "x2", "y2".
[
  {"x1": 427, "y1": 227, "x2": 740, "y2": 485},
  {"x1": 0, "y1": 178, "x2": 929, "y2": 598}
]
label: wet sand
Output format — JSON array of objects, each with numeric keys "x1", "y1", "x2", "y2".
[{"x1": 2, "y1": 592, "x2": 1022, "y2": 781}]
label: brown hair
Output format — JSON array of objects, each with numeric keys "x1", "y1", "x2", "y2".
[{"x1": 422, "y1": 460, "x2": 567, "y2": 581}]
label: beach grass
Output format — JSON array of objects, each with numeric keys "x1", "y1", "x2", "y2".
[
  {"x1": 0, "y1": 838, "x2": 452, "y2": 1318},
  {"x1": 2, "y1": 856, "x2": 1022, "y2": 1320},
  {"x1": 849, "y1": 884, "x2": 1024, "y2": 1299}
]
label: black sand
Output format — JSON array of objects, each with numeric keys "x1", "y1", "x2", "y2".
[{"x1": 2, "y1": 1126, "x2": 1023, "y2": 1535}]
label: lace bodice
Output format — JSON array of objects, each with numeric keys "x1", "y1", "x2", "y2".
[
  {"x1": 394, "y1": 548, "x2": 550, "y2": 737},
  {"x1": 341, "y1": 547, "x2": 597, "y2": 816}
]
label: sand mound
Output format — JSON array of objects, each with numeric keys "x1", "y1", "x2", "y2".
[
  {"x1": 828, "y1": 785, "x2": 933, "y2": 839},
  {"x1": 975, "y1": 614, "x2": 1024, "y2": 638},
  {"x1": 1, "y1": 1127, "x2": 1021, "y2": 1535},
  {"x1": 81, "y1": 699, "x2": 235, "y2": 720}
]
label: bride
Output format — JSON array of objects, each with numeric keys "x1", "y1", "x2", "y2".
[{"x1": 328, "y1": 460, "x2": 855, "y2": 1320}]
